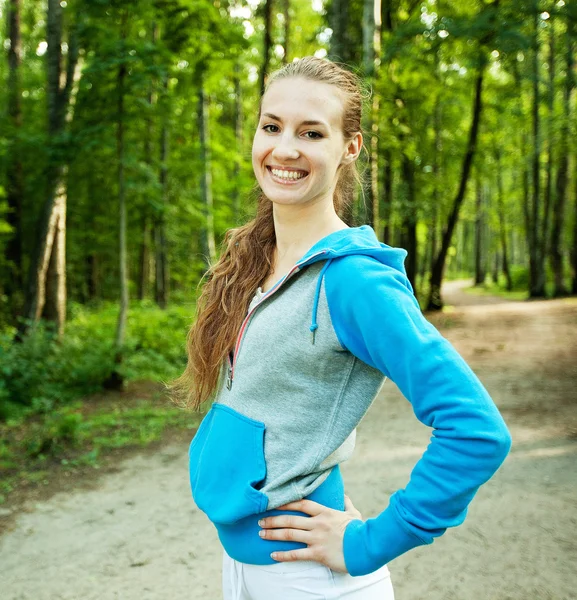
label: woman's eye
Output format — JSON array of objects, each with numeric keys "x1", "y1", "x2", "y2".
[
  {"x1": 261, "y1": 124, "x2": 323, "y2": 139},
  {"x1": 262, "y1": 124, "x2": 279, "y2": 133}
]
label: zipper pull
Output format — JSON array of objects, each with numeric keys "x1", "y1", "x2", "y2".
[{"x1": 226, "y1": 351, "x2": 233, "y2": 390}]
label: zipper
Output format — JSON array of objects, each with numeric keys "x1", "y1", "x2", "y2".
[{"x1": 226, "y1": 250, "x2": 328, "y2": 390}]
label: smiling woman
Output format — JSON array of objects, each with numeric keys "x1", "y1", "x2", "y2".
[
  {"x1": 169, "y1": 55, "x2": 511, "y2": 600},
  {"x1": 251, "y1": 74, "x2": 358, "y2": 212}
]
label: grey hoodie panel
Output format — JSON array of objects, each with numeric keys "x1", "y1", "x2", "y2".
[{"x1": 214, "y1": 259, "x2": 386, "y2": 510}]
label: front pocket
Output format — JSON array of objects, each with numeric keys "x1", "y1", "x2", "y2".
[
  {"x1": 188, "y1": 403, "x2": 268, "y2": 524},
  {"x1": 188, "y1": 409, "x2": 215, "y2": 492}
]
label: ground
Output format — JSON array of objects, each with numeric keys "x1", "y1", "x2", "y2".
[{"x1": 1, "y1": 280, "x2": 576, "y2": 600}]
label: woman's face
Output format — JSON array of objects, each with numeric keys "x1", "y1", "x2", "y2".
[{"x1": 252, "y1": 77, "x2": 359, "y2": 210}]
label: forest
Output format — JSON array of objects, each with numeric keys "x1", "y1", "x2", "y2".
[
  {"x1": 0, "y1": 0, "x2": 576, "y2": 476},
  {"x1": 0, "y1": 2, "x2": 576, "y2": 597}
]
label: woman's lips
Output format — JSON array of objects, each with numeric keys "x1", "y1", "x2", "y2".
[{"x1": 266, "y1": 166, "x2": 310, "y2": 185}]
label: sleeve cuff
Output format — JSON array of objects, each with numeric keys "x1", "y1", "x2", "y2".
[{"x1": 343, "y1": 506, "x2": 432, "y2": 576}]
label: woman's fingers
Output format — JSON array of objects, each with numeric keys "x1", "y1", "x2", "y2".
[
  {"x1": 258, "y1": 514, "x2": 314, "y2": 530},
  {"x1": 270, "y1": 548, "x2": 316, "y2": 562},
  {"x1": 344, "y1": 494, "x2": 363, "y2": 520},
  {"x1": 274, "y1": 499, "x2": 325, "y2": 516},
  {"x1": 261, "y1": 499, "x2": 354, "y2": 570},
  {"x1": 259, "y1": 527, "x2": 314, "y2": 544}
]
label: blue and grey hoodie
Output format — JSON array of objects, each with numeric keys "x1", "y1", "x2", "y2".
[{"x1": 188, "y1": 224, "x2": 512, "y2": 577}]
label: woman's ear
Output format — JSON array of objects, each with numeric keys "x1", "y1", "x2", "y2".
[{"x1": 340, "y1": 132, "x2": 363, "y2": 166}]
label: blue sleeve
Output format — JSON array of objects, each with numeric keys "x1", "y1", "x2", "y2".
[{"x1": 323, "y1": 255, "x2": 512, "y2": 577}]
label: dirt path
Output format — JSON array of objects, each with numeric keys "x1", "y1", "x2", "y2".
[
  {"x1": 441, "y1": 278, "x2": 518, "y2": 306},
  {"x1": 1, "y1": 282, "x2": 576, "y2": 600}
]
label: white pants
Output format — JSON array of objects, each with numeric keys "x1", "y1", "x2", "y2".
[{"x1": 222, "y1": 549, "x2": 395, "y2": 600}]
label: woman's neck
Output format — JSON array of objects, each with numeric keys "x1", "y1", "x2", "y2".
[{"x1": 271, "y1": 202, "x2": 349, "y2": 264}]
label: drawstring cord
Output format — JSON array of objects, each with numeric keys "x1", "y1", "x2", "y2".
[{"x1": 310, "y1": 258, "x2": 333, "y2": 344}]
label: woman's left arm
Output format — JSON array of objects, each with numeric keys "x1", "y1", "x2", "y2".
[{"x1": 321, "y1": 255, "x2": 512, "y2": 576}]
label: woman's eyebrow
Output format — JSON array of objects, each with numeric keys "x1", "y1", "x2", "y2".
[{"x1": 261, "y1": 112, "x2": 330, "y2": 128}]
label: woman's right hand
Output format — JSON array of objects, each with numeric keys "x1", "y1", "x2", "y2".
[
  {"x1": 258, "y1": 493, "x2": 365, "y2": 573},
  {"x1": 344, "y1": 494, "x2": 363, "y2": 520}
]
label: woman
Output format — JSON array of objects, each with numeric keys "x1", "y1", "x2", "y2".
[{"x1": 169, "y1": 56, "x2": 512, "y2": 599}]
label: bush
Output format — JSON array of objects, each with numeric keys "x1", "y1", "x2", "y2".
[
  {"x1": 24, "y1": 407, "x2": 85, "y2": 458},
  {"x1": 0, "y1": 319, "x2": 116, "y2": 420},
  {"x1": 122, "y1": 301, "x2": 191, "y2": 379},
  {"x1": 509, "y1": 265, "x2": 530, "y2": 290},
  {"x1": 0, "y1": 301, "x2": 193, "y2": 422}
]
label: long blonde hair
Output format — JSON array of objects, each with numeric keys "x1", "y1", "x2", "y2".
[{"x1": 167, "y1": 56, "x2": 369, "y2": 411}]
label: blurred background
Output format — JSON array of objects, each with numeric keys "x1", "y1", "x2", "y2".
[{"x1": 0, "y1": 1, "x2": 576, "y2": 598}]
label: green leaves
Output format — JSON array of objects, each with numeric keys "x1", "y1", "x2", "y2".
[{"x1": 0, "y1": 301, "x2": 192, "y2": 422}]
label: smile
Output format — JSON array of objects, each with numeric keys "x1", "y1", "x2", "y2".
[{"x1": 266, "y1": 166, "x2": 309, "y2": 184}]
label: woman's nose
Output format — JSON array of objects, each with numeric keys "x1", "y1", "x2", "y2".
[{"x1": 271, "y1": 135, "x2": 299, "y2": 160}]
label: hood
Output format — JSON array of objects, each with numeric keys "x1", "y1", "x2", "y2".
[
  {"x1": 300, "y1": 224, "x2": 407, "y2": 271},
  {"x1": 296, "y1": 225, "x2": 408, "y2": 344}
]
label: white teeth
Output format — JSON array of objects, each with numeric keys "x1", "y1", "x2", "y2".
[{"x1": 270, "y1": 168, "x2": 307, "y2": 180}]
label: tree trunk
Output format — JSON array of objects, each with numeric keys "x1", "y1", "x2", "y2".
[
  {"x1": 572, "y1": 169, "x2": 577, "y2": 295},
  {"x1": 529, "y1": 8, "x2": 546, "y2": 297},
  {"x1": 550, "y1": 16, "x2": 573, "y2": 297},
  {"x1": 492, "y1": 250, "x2": 500, "y2": 285},
  {"x1": 138, "y1": 215, "x2": 150, "y2": 301},
  {"x1": 138, "y1": 23, "x2": 157, "y2": 302},
  {"x1": 381, "y1": 148, "x2": 393, "y2": 244},
  {"x1": 282, "y1": 0, "x2": 290, "y2": 63},
  {"x1": 258, "y1": 0, "x2": 273, "y2": 96},
  {"x1": 401, "y1": 155, "x2": 417, "y2": 290},
  {"x1": 429, "y1": 78, "x2": 442, "y2": 283},
  {"x1": 87, "y1": 252, "x2": 98, "y2": 300},
  {"x1": 514, "y1": 55, "x2": 532, "y2": 258},
  {"x1": 380, "y1": 0, "x2": 394, "y2": 245},
  {"x1": 495, "y1": 150, "x2": 512, "y2": 290},
  {"x1": 521, "y1": 128, "x2": 532, "y2": 253},
  {"x1": 198, "y1": 77, "x2": 217, "y2": 268},
  {"x1": 44, "y1": 176, "x2": 67, "y2": 329},
  {"x1": 362, "y1": 0, "x2": 379, "y2": 231},
  {"x1": 426, "y1": 58, "x2": 486, "y2": 310},
  {"x1": 155, "y1": 73, "x2": 169, "y2": 309},
  {"x1": 111, "y1": 12, "x2": 128, "y2": 391},
  {"x1": 328, "y1": 0, "x2": 351, "y2": 64},
  {"x1": 19, "y1": 0, "x2": 80, "y2": 339},
  {"x1": 5, "y1": 0, "x2": 24, "y2": 315},
  {"x1": 362, "y1": 0, "x2": 374, "y2": 71},
  {"x1": 420, "y1": 226, "x2": 430, "y2": 283},
  {"x1": 540, "y1": 15, "x2": 555, "y2": 288},
  {"x1": 85, "y1": 174, "x2": 99, "y2": 301},
  {"x1": 474, "y1": 173, "x2": 485, "y2": 285},
  {"x1": 456, "y1": 221, "x2": 465, "y2": 274},
  {"x1": 233, "y1": 60, "x2": 244, "y2": 224},
  {"x1": 371, "y1": 0, "x2": 382, "y2": 235},
  {"x1": 27, "y1": 189, "x2": 63, "y2": 324}
]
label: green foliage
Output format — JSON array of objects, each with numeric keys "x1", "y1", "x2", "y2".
[
  {"x1": 0, "y1": 319, "x2": 115, "y2": 420},
  {"x1": 24, "y1": 406, "x2": 84, "y2": 458},
  {"x1": 0, "y1": 302, "x2": 192, "y2": 422},
  {"x1": 19, "y1": 402, "x2": 187, "y2": 461},
  {"x1": 509, "y1": 265, "x2": 530, "y2": 290},
  {"x1": 462, "y1": 282, "x2": 528, "y2": 302},
  {"x1": 82, "y1": 403, "x2": 188, "y2": 447},
  {"x1": 0, "y1": 394, "x2": 201, "y2": 504},
  {"x1": 121, "y1": 301, "x2": 191, "y2": 381},
  {"x1": 1, "y1": 0, "x2": 576, "y2": 437}
]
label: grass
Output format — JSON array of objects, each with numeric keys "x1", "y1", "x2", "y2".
[
  {"x1": 462, "y1": 282, "x2": 529, "y2": 301},
  {"x1": 462, "y1": 278, "x2": 576, "y2": 303},
  {"x1": 0, "y1": 380, "x2": 204, "y2": 509}
]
